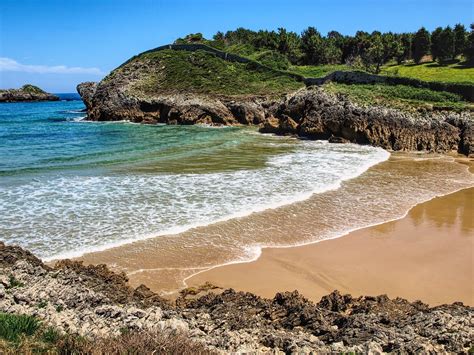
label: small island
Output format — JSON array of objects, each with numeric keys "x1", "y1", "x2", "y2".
[{"x1": 0, "y1": 84, "x2": 59, "y2": 103}]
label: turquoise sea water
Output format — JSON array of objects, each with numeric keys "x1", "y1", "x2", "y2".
[{"x1": 0, "y1": 98, "x2": 390, "y2": 260}]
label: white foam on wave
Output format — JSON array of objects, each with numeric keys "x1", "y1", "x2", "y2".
[{"x1": 0, "y1": 140, "x2": 389, "y2": 261}]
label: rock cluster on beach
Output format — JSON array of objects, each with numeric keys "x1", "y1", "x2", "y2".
[
  {"x1": 0, "y1": 84, "x2": 59, "y2": 102},
  {"x1": 1, "y1": 242, "x2": 472, "y2": 353}
]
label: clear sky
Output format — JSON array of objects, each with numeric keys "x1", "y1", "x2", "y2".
[{"x1": 0, "y1": 0, "x2": 472, "y2": 92}]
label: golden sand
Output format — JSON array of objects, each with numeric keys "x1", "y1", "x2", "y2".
[{"x1": 188, "y1": 187, "x2": 474, "y2": 306}]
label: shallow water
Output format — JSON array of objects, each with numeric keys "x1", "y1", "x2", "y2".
[{"x1": 0, "y1": 100, "x2": 389, "y2": 260}]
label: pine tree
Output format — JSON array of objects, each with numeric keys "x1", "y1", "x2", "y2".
[
  {"x1": 453, "y1": 24, "x2": 467, "y2": 57},
  {"x1": 412, "y1": 27, "x2": 431, "y2": 63}
]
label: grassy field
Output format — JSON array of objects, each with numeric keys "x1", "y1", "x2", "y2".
[
  {"x1": 381, "y1": 61, "x2": 474, "y2": 84},
  {"x1": 324, "y1": 82, "x2": 472, "y2": 111},
  {"x1": 128, "y1": 49, "x2": 304, "y2": 97}
]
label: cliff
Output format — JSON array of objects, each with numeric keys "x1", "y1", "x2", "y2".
[
  {"x1": 1, "y1": 242, "x2": 472, "y2": 353},
  {"x1": 0, "y1": 84, "x2": 59, "y2": 102},
  {"x1": 77, "y1": 46, "x2": 474, "y2": 156}
]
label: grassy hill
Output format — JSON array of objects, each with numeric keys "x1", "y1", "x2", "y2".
[
  {"x1": 119, "y1": 49, "x2": 304, "y2": 97},
  {"x1": 101, "y1": 44, "x2": 473, "y2": 112}
]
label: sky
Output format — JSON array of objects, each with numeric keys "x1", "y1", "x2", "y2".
[{"x1": 0, "y1": 0, "x2": 472, "y2": 92}]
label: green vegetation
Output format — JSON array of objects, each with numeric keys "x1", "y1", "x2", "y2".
[
  {"x1": 20, "y1": 84, "x2": 46, "y2": 94},
  {"x1": 412, "y1": 27, "x2": 431, "y2": 64},
  {"x1": 324, "y1": 82, "x2": 472, "y2": 111},
  {"x1": 130, "y1": 49, "x2": 304, "y2": 97},
  {"x1": 0, "y1": 313, "x2": 40, "y2": 342},
  {"x1": 288, "y1": 64, "x2": 349, "y2": 78},
  {"x1": 0, "y1": 312, "x2": 211, "y2": 354},
  {"x1": 37, "y1": 300, "x2": 48, "y2": 309},
  {"x1": 0, "y1": 84, "x2": 46, "y2": 94},
  {"x1": 175, "y1": 23, "x2": 473, "y2": 74},
  {"x1": 6, "y1": 275, "x2": 24, "y2": 289},
  {"x1": 381, "y1": 61, "x2": 474, "y2": 84}
]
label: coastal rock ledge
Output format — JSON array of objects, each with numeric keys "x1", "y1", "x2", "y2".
[
  {"x1": 1, "y1": 242, "x2": 473, "y2": 353},
  {"x1": 0, "y1": 84, "x2": 59, "y2": 102},
  {"x1": 77, "y1": 81, "x2": 473, "y2": 156}
]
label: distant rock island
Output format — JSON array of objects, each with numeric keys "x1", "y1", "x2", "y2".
[{"x1": 0, "y1": 84, "x2": 59, "y2": 102}]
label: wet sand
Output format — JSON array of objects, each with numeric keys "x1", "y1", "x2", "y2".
[{"x1": 188, "y1": 187, "x2": 474, "y2": 306}]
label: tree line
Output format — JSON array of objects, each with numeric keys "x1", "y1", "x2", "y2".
[{"x1": 177, "y1": 24, "x2": 474, "y2": 73}]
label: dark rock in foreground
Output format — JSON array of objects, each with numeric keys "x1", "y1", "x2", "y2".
[
  {"x1": 1, "y1": 242, "x2": 472, "y2": 353},
  {"x1": 0, "y1": 84, "x2": 59, "y2": 102}
]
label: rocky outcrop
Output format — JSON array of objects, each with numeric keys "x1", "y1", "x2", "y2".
[
  {"x1": 0, "y1": 84, "x2": 59, "y2": 102},
  {"x1": 77, "y1": 79, "x2": 270, "y2": 126},
  {"x1": 262, "y1": 88, "x2": 474, "y2": 155},
  {"x1": 76, "y1": 81, "x2": 97, "y2": 111},
  {"x1": 1, "y1": 242, "x2": 473, "y2": 353},
  {"x1": 78, "y1": 78, "x2": 473, "y2": 155}
]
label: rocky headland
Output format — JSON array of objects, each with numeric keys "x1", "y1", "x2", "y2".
[
  {"x1": 1, "y1": 242, "x2": 473, "y2": 353},
  {"x1": 0, "y1": 84, "x2": 59, "y2": 103},
  {"x1": 77, "y1": 46, "x2": 474, "y2": 156}
]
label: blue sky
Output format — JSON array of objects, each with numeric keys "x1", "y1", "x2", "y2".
[{"x1": 0, "y1": 0, "x2": 472, "y2": 92}]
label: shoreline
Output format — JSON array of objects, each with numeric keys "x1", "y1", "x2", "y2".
[
  {"x1": 187, "y1": 185, "x2": 474, "y2": 306},
  {"x1": 72, "y1": 154, "x2": 473, "y2": 300},
  {"x1": 43, "y1": 140, "x2": 389, "y2": 262}
]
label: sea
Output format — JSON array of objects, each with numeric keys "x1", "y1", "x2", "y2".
[{"x1": 1, "y1": 95, "x2": 472, "y2": 293}]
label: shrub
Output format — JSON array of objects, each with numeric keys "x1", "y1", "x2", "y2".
[
  {"x1": 55, "y1": 330, "x2": 213, "y2": 355},
  {"x1": 40, "y1": 326, "x2": 61, "y2": 344},
  {"x1": 254, "y1": 50, "x2": 290, "y2": 70}
]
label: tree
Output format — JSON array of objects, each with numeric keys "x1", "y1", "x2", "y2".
[
  {"x1": 277, "y1": 28, "x2": 301, "y2": 64},
  {"x1": 412, "y1": 27, "x2": 431, "y2": 63},
  {"x1": 397, "y1": 33, "x2": 413, "y2": 63},
  {"x1": 464, "y1": 24, "x2": 474, "y2": 63},
  {"x1": 430, "y1": 27, "x2": 443, "y2": 61},
  {"x1": 184, "y1": 33, "x2": 204, "y2": 43},
  {"x1": 224, "y1": 27, "x2": 256, "y2": 45},
  {"x1": 436, "y1": 26, "x2": 455, "y2": 61},
  {"x1": 454, "y1": 23, "x2": 468, "y2": 57},
  {"x1": 213, "y1": 31, "x2": 224, "y2": 41},
  {"x1": 325, "y1": 37, "x2": 343, "y2": 64},
  {"x1": 361, "y1": 33, "x2": 385, "y2": 73},
  {"x1": 300, "y1": 27, "x2": 325, "y2": 64},
  {"x1": 253, "y1": 30, "x2": 279, "y2": 50}
]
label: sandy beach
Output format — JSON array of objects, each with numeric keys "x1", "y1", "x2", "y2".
[
  {"x1": 74, "y1": 155, "x2": 474, "y2": 305},
  {"x1": 188, "y1": 186, "x2": 474, "y2": 306}
]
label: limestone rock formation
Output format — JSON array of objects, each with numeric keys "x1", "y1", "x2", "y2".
[
  {"x1": 0, "y1": 84, "x2": 59, "y2": 102},
  {"x1": 262, "y1": 88, "x2": 474, "y2": 155},
  {"x1": 1, "y1": 242, "x2": 473, "y2": 353}
]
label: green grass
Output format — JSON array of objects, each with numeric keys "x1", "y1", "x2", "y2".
[
  {"x1": 127, "y1": 49, "x2": 304, "y2": 97},
  {"x1": 288, "y1": 64, "x2": 350, "y2": 78},
  {"x1": 381, "y1": 61, "x2": 474, "y2": 84},
  {"x1": 0, "y1": 313, "x2": 40, "y2": 342},
  {"x1": 6, "y1": 275, "x2": 24, "y2": 289},
  {"x1": 324, "y1": 82, "x2": 472, "y2": 111},
  {"x1": 0, "y1": 84, "x2": 46, "y2": 94}
]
